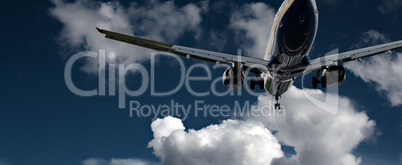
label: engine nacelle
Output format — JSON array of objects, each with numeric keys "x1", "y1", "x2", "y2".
[
  {"x1": 222, "y1": 67, "x2": 245, "y2": 89},
  {"x1": 323, "y1": 65, "x2": 346, "y2": 87}
]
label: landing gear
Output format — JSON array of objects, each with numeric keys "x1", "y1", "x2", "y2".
[
  {"x1": 312, "y1": 71, "x2": 327, "y2": 88},
  {"x1": 275, "y1": 95, "x2": 281, "y2": 110},
  {"x1": 250, "y1": 78, "x2": 264, "y2": 90}
]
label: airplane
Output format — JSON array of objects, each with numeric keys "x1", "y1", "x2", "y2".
[{"x1": 96, "y1": 0, "x2": 402, "y2": 109}]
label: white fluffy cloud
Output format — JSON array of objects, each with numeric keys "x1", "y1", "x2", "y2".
[
  {"x1": 345, "y1": 30, "x2": 402, "y2": 106},
  {"x1": 230, "y1": 3, "x2": 276, "y2": 58},
  {"x1": 148, "y1": 116, "x2": 284, "y2": 165},
  {"x1": 147, "y1": 85, "x2": 377, "y2": 165},
  {"x1": 50, "y1": 0, "x2": 207, "y2": 73},
  {"x1": 249, "y1": 86, "x2": 376, "y2": 165},
  {"x1": 82, "y1": 158, "x2": 152, "y2": 165},
  {"x1": 345, "y1": 54, "x2": 402, "y2": 106},
  {"x1": 151, "y1": 116, "x2": 185, "y2": 139}
]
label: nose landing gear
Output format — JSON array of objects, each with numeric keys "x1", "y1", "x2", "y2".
[{"x1": 275, "y1": 95, "x2": 281, "y2": 110}]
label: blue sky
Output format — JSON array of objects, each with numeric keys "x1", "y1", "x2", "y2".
[{"x1": 0, "y1": 0, "x2": 401, "y2": 165}]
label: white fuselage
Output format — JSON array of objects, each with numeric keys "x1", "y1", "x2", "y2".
[{"x1": 264, "y1": 0, "x2": 319, "y2": 97}]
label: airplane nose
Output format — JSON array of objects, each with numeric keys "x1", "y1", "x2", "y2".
[{"x1": 277, "y1": 0, "x2": 317, "y2": 56}]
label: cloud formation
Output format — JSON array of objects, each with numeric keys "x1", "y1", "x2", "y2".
[
  {"x1": 150, "y1": 116, "x2": 185, "y2": 139},
  {"x1": 249, "y1": 86, "x2": 376, "y2": 165},
  {"x1": 148, "y1": 116, "x2": 284, "y2": 165},
  {"x1": 50, "y1": 0, "x2": 207, "y2": 73},
  {"x1": 345, "y1": 30, "x2": 402, "y2": 106},
  {"x1": 147, "y1": 85, "x2": 377, "y2": 165},
  {"x1": 230, "y1": 3, "x2": 276, "y2": 58},
  {"x1": 345, "y1": 53, "x2": 402, "y2": 106}
]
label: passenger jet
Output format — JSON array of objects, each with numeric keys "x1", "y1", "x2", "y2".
[{"x1": 96, "y1": 0, "x2": 402, "y2": 109}]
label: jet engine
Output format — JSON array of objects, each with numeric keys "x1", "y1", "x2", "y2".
[
  {"x1": 222, "y1": 67, "x2": 245, "y2": 89},
  {"x1": 323, "y1": 65, "x2": 346, "y2": 87}
]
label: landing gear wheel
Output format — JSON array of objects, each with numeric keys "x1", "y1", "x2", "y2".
[
  {"x1": 312, "y1": 77, "x2": 318, "y2": 88},
  {"x1": 321, "y1": 76, "x2": 327, "y2": 88},
  {"x1": 275, "y1": 103, "x2": 281, "y2": 110}
]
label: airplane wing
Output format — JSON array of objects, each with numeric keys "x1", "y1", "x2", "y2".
[
  {"x1": 305, "y1": 40, "x2": 402, "y2": 73},
  {"x1": 96, "y1": 27, "x2": 269, "y2": 73}
]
